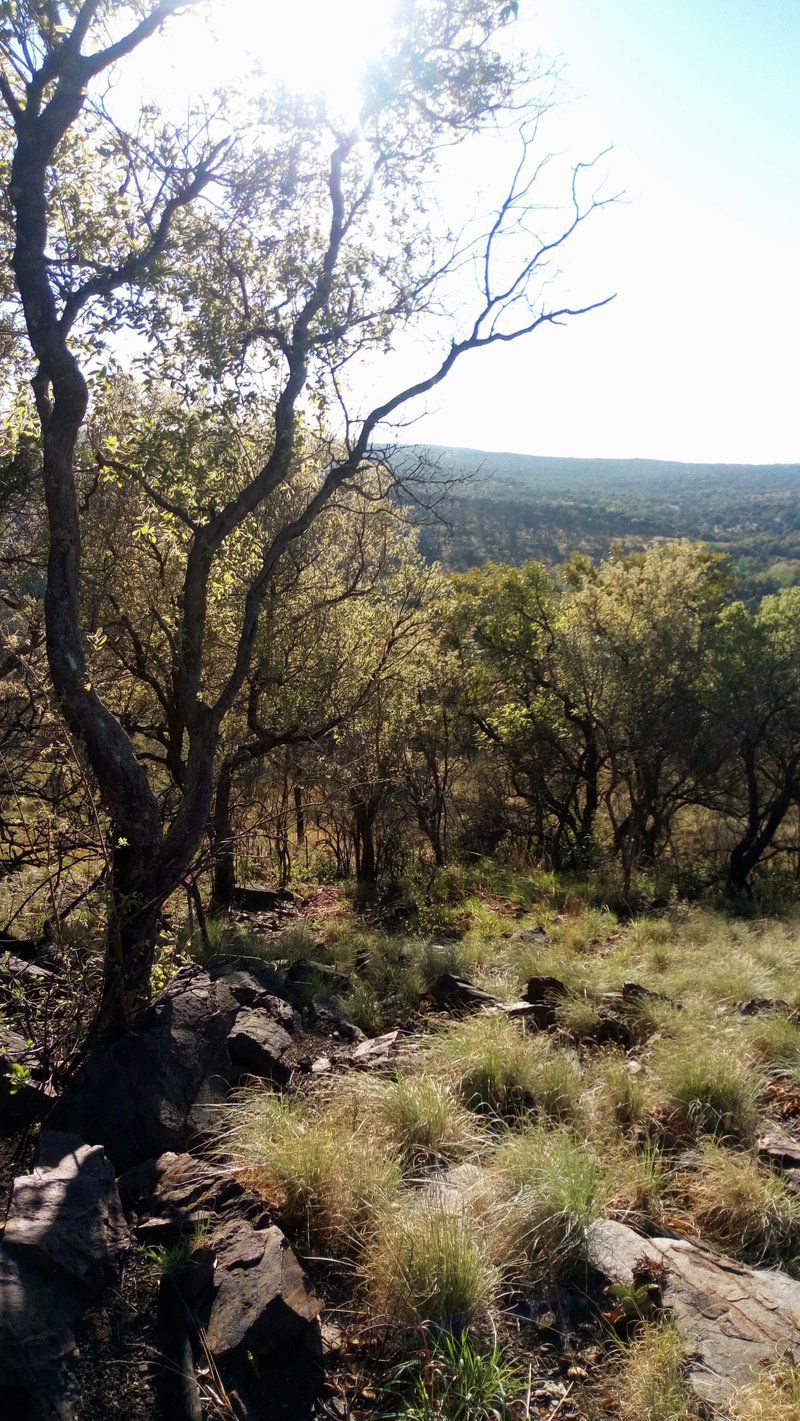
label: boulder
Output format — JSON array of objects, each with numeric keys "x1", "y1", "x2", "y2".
[
  {"x1": 227, "y1": 1009, "x2": 293, "y2": 1082},
  {"x1": 520, "y1": 975, "x2": 569, "y2": 1028},
  {"x1": 47, "y1": 967, "x2": 241, "y2": 1171},
  {"x1": 587, "y1": 1217, "x2": 800, "y2": 1405},
  {"x1": 352, "y1": 1030, "x2": 401, "y2": 1067},
  {"x1": 231, "y1": 885, "x2": 294, "y2": 913},
  {"x1": 195, "y1": 1218, "x2": 322, "y2": 1362},
  {"x1": 310, "y1": 993, "x2": 366, "y2": 1042},
  {"x1": 209, "y1": 957, "x2": 294, "y2": 1011},
  {"x1": 118, "y1": 1150, "x2": 261, "y2": 1235},
  {"x1": 0, "y1": 1133, "x2": 127, "y2": 1420}
]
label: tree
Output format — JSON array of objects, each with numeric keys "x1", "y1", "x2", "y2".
[{"x1": 1, "y1": 0, "x2": 614, "y2": 1031}]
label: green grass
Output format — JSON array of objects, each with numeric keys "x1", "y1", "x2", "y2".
[
  {"x1": 651, "y1": 1032, "x2": 764, "y2": 1143},
  {"x1": 616, "y1": 1323, "x2": 696, "y2": 1421},
  {"x1": 365, "y1": 1073, "x2": 477, "y2": 1167},
  {"x1": 382, "y1": 1332, "x2": 525, "y2": 1421},
  {"x1": 364, "y1": 1202, "x2": 500, "y2": 1327},
  {"x1": 682, "y1": 1140, "x2": 800, "y2": 1265},
  {"x1": 432, "y1": 1016, "x2": 584, "y2": 1123}
]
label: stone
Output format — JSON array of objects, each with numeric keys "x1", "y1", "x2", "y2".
[
  {"x1": 5, "y1": 1131, "x2": 127, "y2": 1287},
  {"x1": 285, "y1": 957, "x2": 352, "y2": 996},
  {"x1": 352, "y1": 1030, "x2": 400, "y2": 1066},
  {"x1": 47, "y1": 967, "x2": 241, "y2": 1171},
  {"x1": 310, "y1": 993, "x2": 366, "y2": 1042},
  {"x1": 511, "y1": 926, "x2": 549, "y2": 944},
  {"x1": 757, "y1": 1133, "x2": 800, "y2": 1191},
  {"x1": 520, "y1": 975, "x2": 569, "y2": 1028},
  {"x1": 118, "y1": 1150, "x2": 261, "y2": 1235},
  {"x1": 227, "y1": 1008, "x2": 293, "y2": 1082},
  {"x1": 429, "y1": 973, "x2": 502, "y2": 1011},
  {"x1": 587, "y1": 1217, "x2": 800, "y2": 1405},
  {"x1": 194, "y1": 1218, "x2": 322, "y2": 1361},
  {"x1": 231, "y1": 885, "x2": 294, "y2": 912},
  {"x1": 0, "y1": 1133, "x2": 128, "y2": 1420},
  {"x1": 209, "y1": 957, "x2": 294, "y2": 1011}
]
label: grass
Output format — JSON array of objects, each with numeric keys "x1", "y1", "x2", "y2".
[
  {"x1": 381, "y1": 1331, "x2": 525, "y2": 1421},
  {"x1": 217, "y1": 1089, "x2": 401, "y2": 1251},
  {"x1": 363, "y1": 1201, "x2": 500, "y2": 1327},
  {"x1": 732, "y1": 1360, "x2": 800, "y2": 1421},
  {"x1": 681, "y1": 1140, "x2": 800, "y2": 1265},
  {"x1": 746, "y1": 1013, "x2": 800, "y2": 1081},
  {"x1": 616, "y1": 1323, "x2": 696, "y2": 1421},
  {"x1": 364, "y1": 1073, "x2": 477, "y2": 1167},
  {"x1": 597, "y1": 1054, "x2": 648, "y2": 1132},
  {"x1": 651, "y1": 1032, "x2": 764, "y2": 1143},
  {"x1": 488, "y1": 1125, "x2": 606, "y2": 1285},
  {"x1": 432, "y1": 1016, "x2": 584, "y2": 1123}
]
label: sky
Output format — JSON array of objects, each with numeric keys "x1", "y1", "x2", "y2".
[{"x1": 121, "y1": 0, "x2": 800, "y2": 465}]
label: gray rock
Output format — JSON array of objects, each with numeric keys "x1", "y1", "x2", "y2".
[
  {"x1": 429, "y1": 973, "x2": 502, "y2": 1012},
  {"x1": 47, "y1": 968, "x2": 241, "y2": 1171},
  {"x1": 118, "y1": 1150, "x2": 261, "y2": 1235},
  {"x1": 0, "y1": 1133, "x2": 127, "y2": 1420},
  {"x1": 587, "y1": 1217, "x2": 800, "y2": 1405},
  {"x1": 311, "y1": 993, "x2": 366, "y2": 1042},
  {"x1": 209, "y1": 958, "x2": 293, "y2": 1010},
  {"x1": 227, "y1": 1008, "x2": 293, "y2": 1082}
]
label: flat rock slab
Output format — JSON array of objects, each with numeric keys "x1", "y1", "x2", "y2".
[
  {"x1": 119, "y1": 1150, "x2": 264, "y2": 1234},
  {"x1": 587, "y1": 1217, "x2": 800, "y2": 1405},
  {"x1": 430, "y1": 973, "x2": 502, "y2": 1012},
  {"x1": 757, "y1": 1133, "x2": 800, "y2": 1192}
]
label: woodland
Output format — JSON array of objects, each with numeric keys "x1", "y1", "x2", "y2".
[{"x1": 2, "y1": 4, "x2": 800, "y2": 1421}]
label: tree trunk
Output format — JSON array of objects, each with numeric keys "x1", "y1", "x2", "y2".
[{"x1": 211, "y1": 762, "x2": 236, "y2": 909}]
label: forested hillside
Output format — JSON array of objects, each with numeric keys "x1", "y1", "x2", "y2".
[{"x1": 404, "y1": 444, "x2": 800, "y2": 590}]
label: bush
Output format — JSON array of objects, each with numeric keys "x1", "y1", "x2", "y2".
[
  {"x1": 682, "y1": 1141, "x2": 800, "y2": 1265},
  {"x1": 489, "y1": 1125, "x2": 605, "y2": 1285},
  {"x1": 616, "y1": 1323, "x2": 695, "y2": 1421},
  {"x1": 652, "y1": 1035, "x2": 763, "y2": 1143}
]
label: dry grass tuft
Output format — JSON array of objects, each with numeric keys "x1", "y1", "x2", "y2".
[
  {"x1": 363, "y1": 1198, "x2": 500, "y2": 1327},
  {"x1": 681, "y1": 1140, "x2": 800, "y2": 1265},
  {"x1": 432, "y1": 1016, "x2": 584, "y2": 1123},
  {"x1": 616, "y1": 1322, "x2": 696, "y2": 1421}
]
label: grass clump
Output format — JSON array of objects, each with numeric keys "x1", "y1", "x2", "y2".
[
  {"x1": 746, "y1": 1014, "x2": 800, "y2": 1080},
  {"x1": 434, "y1": 1016, "x2": 583, "y2": 1123},
  {"x1": 732, "y1": 1360, "x2": 800, "y2": 1421},
  {"x1": 682, "y1": 1141, "x2": 800, "y2": 1265},
  {"x1": 366, "y1": 1073, "x2": 476, "y2": 1167},
  {"x1": 364, "y1": 1202, "x2": 499, "y2": 1327},
  {"x1": 218, "y1": 1089, "x2": 400, "y2": 1252},
  {"x1": 489, "y1": 1125, "x2": 605, "y2": 1285},
  {"x1": 652, "y1": 1034, "x2": 763, "y2": 1143},
  {"x1": 383, "y1": 1331, "x2": 525, "y2": 1421},
  {"x1": 598, "y1": 1054, "x2": 648, "y2": 1132},
  {"x1": 616, "y1": 1322, "x2": 696, "y2": 1421}
]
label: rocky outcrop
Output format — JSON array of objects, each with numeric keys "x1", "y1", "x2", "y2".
[
  {"x1": 228, "y1": 1008, "x2": 293, "y2": 1082},
  {"x1": 587, "y1": 1217, "x2": 800, "y2": 1405},
  {"x1": 0, "y1": 1132, "x2": 127, "y2": 1421},
  {"x1": 430, "y1": 973, "x2": 503, "y2": 1012}
]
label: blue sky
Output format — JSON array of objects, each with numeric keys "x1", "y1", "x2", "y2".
[{"x1": 126, "y1": 0, "x2": 800, "y2": 464}]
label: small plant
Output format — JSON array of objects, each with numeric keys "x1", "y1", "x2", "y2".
[
  {"x1": 489, "y1": 1125, "x2": 605, "y2": 1285},
  {"x1": 218, "y1": 1089, "x2": 401, "y2": 1252},
  {"x1": 616, "y1": 1322, "x2": 696, "y2": 1421},
  {"x1": 382, "y1": 1331, "x2": 525, "y2": 1421},
  {"x1": 364, "y1": 1202, "x2": 499, "y2": 1327},
  {"x1": 732, "y1": 1359, "x2": 800, "y2": 1420},
  {"x1": 367, "y1": 1073, "x2": 476, "y2": 1167}
]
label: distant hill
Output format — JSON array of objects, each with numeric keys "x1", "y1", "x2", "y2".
[{"x1": 397, "y1": 444, "x2": 800, "y2": 593}]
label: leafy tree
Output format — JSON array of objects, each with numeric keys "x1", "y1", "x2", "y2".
[{"x1": 0, "y1": 0, "x2": 613, "y2": 1028}]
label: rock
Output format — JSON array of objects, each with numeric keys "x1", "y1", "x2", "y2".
[
  {"x1": 194, "y1": 1218, "x2": 322, "y2": 1361},
  {"x1": 118, "y1": 1151, "x2": 261, "y2": 1235},
  {"x1": 0, "y1": 1133, "x2": 128, "y2": 1420},
  {"x1": 352, "y1": 1030, "x2": 400, "y2": 1066},
  {"x1": 5, "y1": 1131, "x2": 127, "y2": 1287},
  {"x1": 228, "y1": 1009, "x2": 293, "y2": 1082},
  {"x1": 210, "y1": 957, "x2": 294, "y2": 1012},
  {"x1": 311, "y1": 1055, "x2": 332, "y2": 1074},
  {"x1": 0, "y1": 950, "x2": 52, "y2": 980},
  {"x1": 520, "y1": 975, "x2": 569, "y2": 1028},
  {"x1": 587, "y1": 1217, "x2": 800, "y2": 1405},
  {"x1": 718, "y1": 998, "x2": 800, "y2": 1021},
  {"x1": 47, "y1": 967, "x2": 241, "y2": 1171},
  {"x1": 500, "y1": 1000, "x2": 543, "y2": 1019},
  {"x1": 231, "y1": 885, "x2": 295, "y2": 912},
  {"x1": 430, "y1": 973, "x2": 502, "y2": 1012},
  {"x1": 310, "y1": 993, "x2": 366, "y2": 1042},
  {"x1": 511, "y1": 926, "x2": 549, "y2": 944},
  {"x1": 757, "y1": 1133, "x2": 800, "y2": 1191}
]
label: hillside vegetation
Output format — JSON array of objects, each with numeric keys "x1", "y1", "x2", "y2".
[{"x1": 402, "y1": 444, "x2": 800, "y2": 591}]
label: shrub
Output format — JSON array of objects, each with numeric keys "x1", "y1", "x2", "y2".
[
  {"x1": 489, "y1": 1125, "x2": 605, "y2": 1285},
  {"x1": 652, "y1": 1036, "x2": 763, "y2": 1143},
  {"x1": 366, "y1": 1073, "x2": 476, "y2": 1167},
  {"x1": 616, "y1": 1323, "x2": 695, "y2": 1421},
  {"x1": 434, "y1": 1017, "x2": 583, "y2": 1123}
]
